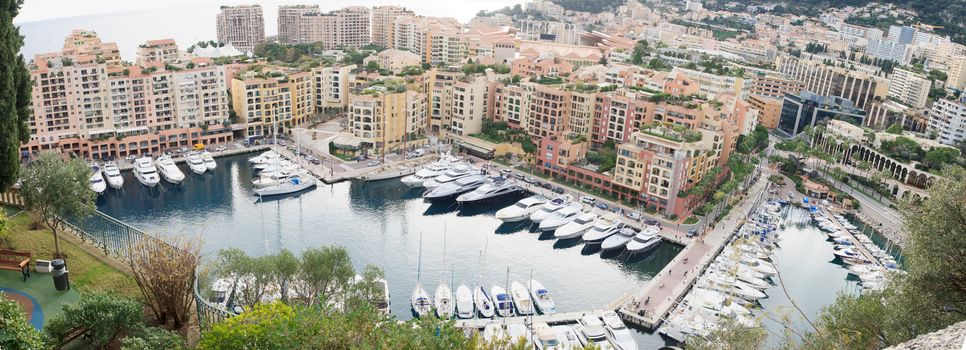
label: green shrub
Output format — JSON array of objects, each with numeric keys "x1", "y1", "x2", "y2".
[
  {"x1": 44, "y1": 292, "x2": 143, "y2": 348},
  {"x1": 0, "y1": 293, "x2": 47, "y2": 350}
]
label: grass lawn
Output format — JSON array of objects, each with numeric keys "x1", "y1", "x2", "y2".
[
  {"x1": 2, "y1": 210, "x2": 140, "y2": 299},
  {"x1": 332, "y1": 152, "x2": 355, "y2": 161},
  {"x1": 683, "y1": 216, "x2": 700, "y2": 225}
]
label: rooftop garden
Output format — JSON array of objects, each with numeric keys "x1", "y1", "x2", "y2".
[
  {"x1": 469, "y1": 119, "x2": 536, "y2": 154},
  {"x1": 639, "y1": 123, "x2": 703, "y2": 143},
  {"x1": 584, "y1": 139, "x2": 617, "y2": 173}
]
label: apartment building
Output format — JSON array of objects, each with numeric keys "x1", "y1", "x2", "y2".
[
  {"x1": 348, "y1": 86, "x2": 428, "y2": 154},
  {"x1": 392, "y1": 16, "x2": 467, "y2": 66},
  {"x1": 231, "y1": 68, "x2": 314, "y2": 137},
  {"x1": 568, "y1": 90, "x2": 596, "y2": 139},
  {"x1": 511, "y1": 56, "x2": 574, "y2": 78},
  {"x1": 216, "y1": 5, "x2": 265, "y2": 52},
  {"x1": 517, "y1": 19, "x2": 580, "y2": 45},
  {"x1": 865, "y1": 39, "x2": 912, "y2": 64},
  {"x1": 427, "y1": 67, "x2": 463, "y2": 132},
  {"x1": 292, "y1": 6, "x2": 371, "y2": 49},
  {"x1": 492, "y1": 84, "x2": 533, "y2": 129},
  {"x1": 748, "y1": 75, "x2": 805, "y2": 100},
  {"x1": 748, "y1": 95, "x2": 783, "y2": 129},
  {"x1": 592, "y1": 91, "x2": 648, "y2": 144},
  {"x1": 313, "y1": 65, "x2": 357, "y2": 113},
  {"x1": 277, "y1": 5, "x2": 319, "y2": 44},
  {"x1": 775, "y1": 54, "x2": 888, "y2": 110},
  {"x1": 928, "y1": 97, "x2": 966, "y2": 146},
  {"x1": 528, "y1": 85, "x2": 571, "y2": 138},
  {"x1": 371, "y1": 5, "x2": 414, "y2": 49},
  {"x1": 866, "y1": 100, "x2": 929, "y2": 132},
  {"x1": 362, "y1": 49, "x2": 421, "y2": 73},
  {"x1": 450, "y1": 77, "x2": 488, "y2": 136},
  {"x1": 671, "y1": 67, "x2": 746, "y2": 98},
  {"x1": 947, "y1": 55, "x2": 966, "y2": 90},
  {"x1": 887, "y1": 68, "x2": 931, "y2": 109},
  {"x1": 136, "y1": 39, "x2": 180, "y2": 65},
  {"x1": 61, "y1": 29, "x2": 121, "y2": 66}
]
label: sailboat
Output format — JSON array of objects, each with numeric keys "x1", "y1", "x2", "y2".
[
  {"x1": 473, "y1": 245, "x2": 495, "y2": 318},
  {"x1": 455, "y1": 284, "x2": 474, "y2": 319},
  {"x1": 411, "y1": 231, "x2": 432, "y2": 317},
  {"x1": 435, "y1": 226, "x2": 454, "y2": 319},
  {"x1": 254, "y1": 126, "x2": 317, "y2": 197}
]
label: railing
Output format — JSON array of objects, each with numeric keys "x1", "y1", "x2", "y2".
[
  {"x1": 0, "y1": 188, "x2": 26, "y2": 208},
  {"x1": 59, "y1": 208, "x2": 233, "y2": 333}
]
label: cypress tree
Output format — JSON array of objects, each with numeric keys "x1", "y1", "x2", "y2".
[{"x1": 0, "y1": 0, "x2": 30, "y2": 191}]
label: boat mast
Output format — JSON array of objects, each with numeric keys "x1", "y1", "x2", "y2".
[{"x1": 417, "y1": 231, "x2": 423, "y2": 284}]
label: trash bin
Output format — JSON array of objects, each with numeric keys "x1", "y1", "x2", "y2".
[{"x1": 51, "y1": 259, "x2": 70, "y2": 291}]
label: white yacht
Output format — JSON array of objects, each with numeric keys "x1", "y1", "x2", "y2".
[
  {"x1": 422, "y1": 164, "x2": 477, "y2": 190},
  {"x1": 202, "y1": 151, "x2": 217, "y2": 170},
  {"x1": 362, "y1": 165, "x2": 417, "y2": 181},
  {"x1": 434, "y1": 284, "x2": 454, "y2": 319},
  {"x1": 400, "y1": 158, "x2": 455, "y2": 188},
  {"x1": 602, "y1": 311, "x2": 638, "y2": 350},
  {"x1": 625, "y1": 226, "x2": 662, "y2": 254},
  {"x1": 455, "y1": 177, "x2": 522, "y2": 204},
  {"x1": 582, "y1": 213, "x2": 624, "y2": 244},
  {"x1": 530, "y1": 194, "x2": 575, "y2": 223},
  {"x1": 155, "y1": 155, "x2": 185, "y2": 184},
  {"x1": 411, "y1": 283, "x2": 432, "y2": 318},
  {"x1": 554, "y1": 211, "x2": 599, "y2": 239},
  {"x1": 495, "y1": 196, "x2": 547, "y2": 222},
  {"x1": 186, "y1": 152, "x2": 207, "y2": 175},
  {"x1": 254, "y1": 159, "x2": 298, "y2": 173},
  {"x1": 510, "y1": 281, "x2": 534, "y2": 315},
  {"x1": 491, "y1": 286, "x2": 514, "y2": 317},
  {"x1": 422, "y1": 174, "x2": 487, "y2": 201},
  {"x1": 248, "y1": 150, "x2": 279, "y2": 164},
  {"x1": 455, "y1": 284, "x2": 474, "y2": 319},
  {"x1": 538, "y1": 203, "x2": 584, "y2": 232},
  {"x1": 89, "y1": 164, "x2": 106, "y2": 194},
  {"x1": 552, "y1": 325, "x2": 584, "y2": 349},
  {"x1": 528, "y1": 279, "x2": 557, "y2": 314},
  {"x1": 601, "y1": 227, "x2": 637, "y2": 252},
  {"x1": 252, "y1": 171, "x2": 296, "y2": 188},
  {"x1": 102, "y1": 162, "x2": 124, "y2": 189},
  {"x1": 532, "y1": 323, "x2": 563, "y2": 350},
  {"x1": 253, "y1": 171, "x2": 317, "y2": 197},
  {"x1": 578, "y1": 315, "x2": 616, "y2": 350},
  {"x1": 473, "y1": 286, "x2": 495, "y2": 318},
  {"x1": 374, "y1": 278, "x2": 391, "y2": 314},
  {"x1": 133, "y1": 157, "x2": 161, "y2": 187}
]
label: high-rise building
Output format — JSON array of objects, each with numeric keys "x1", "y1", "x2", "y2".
[
  {"x1": 671, "y1": 67, "x2": 746, "y2": 98},
  {"x1": 371, "y1": 5, "x2": 414, "y2": 48},
  {"x1": 347, "y1": 86, "x2": 428, "y2": 153},
  {"x1": 277, "y1": 5, "x2": 319, "y2": 44},
  {"x1": 946, "y1": 55, "x2": 966, "y2": 90},
  {"x1": 775, "y1": 54, "x2": 888, "y2": 110},
  {"x1": 528, "y1": 85, "x2": 571, "y2": 138},
  {"x1": 216, "y1": 5, "x2": 265, "y2": 52},
  {"x1": 292, "y1": 6, "x2": 371, "y2": 49},
  {"x1": 887, "y1": 68, "x2": 931, "y2": 109},
  {"x1": 450, "y1": 77, "x2": 488, "y2": 136},
  {"x1": 313, "y1": 65, "x2": 357, "y2": 113},
  {"x1": 865, "y1": 39, "x2": 912, "y2": 64},
  {"x1": 748, "y1": 75, "x2": 805, "y2": 100},
  {"x1": 928, "y1": 97, "x2": 966, "y2": 146},
  {"x1": 231, "y1": 68, "x2": 314, "y2": 137},
  {"x1": 777, "y1": 92, "x2": 866, "y2": 137},
  {"x1": 136, "y1": 39, "x2": 180, "y2": 65},
  {"x1": 748, "y1": 95, "x2": 783, "y2": 129}
]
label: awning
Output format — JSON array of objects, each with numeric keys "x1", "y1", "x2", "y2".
[{"x1": 332, "y1": 133, "x2": 363, "y2": 149}]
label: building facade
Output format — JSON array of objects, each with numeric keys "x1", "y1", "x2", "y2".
[{"x1": 216, "y1": 5, "x2": 265, "y2": 52}]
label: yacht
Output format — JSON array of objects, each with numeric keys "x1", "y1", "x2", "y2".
[
  {"x1": 102, "y1": 162, "x2": 124, "y2": 189},
  {"x1": 528, "y1": 279, "x2": 557, "y2": 314},
  {"x1": 133, "y1": 157, "x2": 161, "y2": 187},
  {"x1": 155, "y1": 155, "x2": 185, "y2": 184},
  {"x1": 602, "y1": 310, "x2": 638, "y2": 350},
  {"x1": 491, "y1": 285, "x2": 514, "y2": 317},
  {"x1": 254, "y1": 159, "x2": 298, "y2": 173},
  {"x1": 473, "y1": 286, "x2": 495, "y2": 318},
  {"x1": 89, "y1": 164, "x2": 106, "y2": 194},
  {"x1": 248, "y1": 150, "x2": 279, "y2": 164},
  {"x1": 539, "y1": 203, "x2": 584, "y2": 232},
  {"x1": 435, "y1": 284, "x2": 454, "y2": 319},
  {"x1": 554, "y1": 211, "x2": 599, "y2": 239},
  {"x1": 186, "y1": 152, "x2": 207, "y2": 175},
  {"x1": 582, "y1": 213, "x2": 624, "y2": 244},
  {"x1": 455, "y1": 177, "x2": 522, "y2": 204},
  {"x1": 202, "y1": 151, "x2": 217, "y2": 170},
  {"x1": 552, "y1": 325, "x2": 584, "y2": 349},
  {"x1": 422, "y1": 164, "x2": 476, "y2": 190},
  {"x1": 495, "y1": 196, "x2": 547, "y2": 222},
  {"x1": 411, "y1": 283, "x2": 432, "y2": 318},
  {"x1": 625, "y1": 226, "x2": 662, "y2": 254},
  {"x1": 400, "y1": 157, "x2": 455, "y2": 188},
  {"x1": 510, "y1": 281, "x2": 534, "y2": 315},
  {"x1": 253, "y1": 171, "x2": 317, "y2": 197},
  {"x1": 532, "y1": 323, "x2": 563, "y2": 350},
  {"x1": 422, "y1": 174, "x2": 487, "y2": 201},
  {"x1": 374, "y1": 278, "x2": 391, "y2": 314},
  {"x1": 601, "y1": 227, "x2": 637, "y2": 252},
  {"x1": 455, "y1": 284, "x2": 474, "y2": 319},
  {"x1": 530, "y1": 194, "x2": 575, "y2": 223},
  {"x1": 578, "y1": 315, "x2": 616, "y2": 350},
  {"x1": 252, "y1": 171, "x2": 296, "y2": 188}
]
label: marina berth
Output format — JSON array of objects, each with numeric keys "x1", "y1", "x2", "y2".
[
  {"x1": 102, "y1": 161, "x2": 124, "y2": 189},
  {"x1": 133, "y1": 156, "x2": 160, "y2": 187},
  {"x1": 553, "y1": 211, "x2": 599, "y2": 239},
  {"x1": 155, "y1": 155, "x2": 185, "y2": 184},
  {"x1": 530, "y1": 194, "x2": 574, "y2": 223},
  {"x1": 538, "y1": 203, "x2": 584, "y2": 232},
  {"x1": 186, "y1": 152, "x2": 207, "y2": 175},
  {"x1": 495, "y1": 196, "x2": 547, "y2": 222}
]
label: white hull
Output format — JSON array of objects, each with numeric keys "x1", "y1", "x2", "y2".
[
  {"x1": 455, "y1": 285, "x2": 474, "y2": 319},
  {"x1": 473, "y1": 286, "x2": 495, "y2": 318},
  {"x1": 528, "y1": 280, "x2": 557, "y2": 314},
  {"x1": 363, "y1": 166, "x2": 417, "y2": 181},
  {"x1": 411, "y1": 284, "x2": 432, "y2": 318},
  {"x1": 254, "y1": 174, "x2": 317, "y2": 196},
  {"x1": 435, "y1": 284, "x2": 454, "y2": 319},
  {"x1": 510, "y1": 281, "x2": 533, "y2": 315},
  {"x1": 491, "y1": 286, "x2": 514, "y2": 317}
]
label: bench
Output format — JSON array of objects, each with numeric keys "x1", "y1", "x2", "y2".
[{"x1": 0, "y1": 249, "x2": 30, "y2": 282}]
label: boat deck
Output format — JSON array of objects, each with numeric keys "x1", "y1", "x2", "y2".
[
  {"x1": 453, "y1": 309, "x2": 608, "y2": 329},
  {"x1": 820, "y1": 207, "x2": 882, "y2": 268}
]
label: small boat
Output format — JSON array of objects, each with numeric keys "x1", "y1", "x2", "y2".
[
  {"x1": 473, "y1": 286, "x2": 495, "y2": 318},
  {"x1": 133, "y1": 156, "x2": 161, "y2": 187},
  {"x1": 490, "y1": 285, "x2": 514, "y2": 317},
  {"x1": 456, "y1": 177, "x2": 523, "y2": 204},
  {"x1": 625, "y1": 227, "x2": 662, "y2": 254},
  {"x1": 582, "y1": 213, "x2": 624, "y2": 244},
  {"x1": 506, "y1": 324, "x2": 530, "y2": 345},
  {"x1": 435, "y1": 284, "x2": 454, "y2": 319},
  {"x1": 252, "y1": 171, "x2": 296, "y2": 188},
  {"x1": 186, "y1": 152, "x2": 207, "y2": 175},
  {"x1": 255, "y1": 159, "x2": 298, "y2": 173},
  {"x1": 601, "y1": 227, "x2": 637, "y2": 252},
  {"x1": 362, "y1": 164, "x2": 417, "y2": 181},
  {"x1": 374, "y1": 278, "x2": 391, "y2": 314},
  {"x1": 202, "y1": 151, "x2": 217, "y2": 170},
  {"x1": 578, "y1": 315, "x2": 616, "y2": 350},
  {"x1": 400, "y1": 158, "x2": 455, "y2": 188},
  {"x1": 495, "y1": 195, "x2": 547, "y2": 222},
  {"x1": 102, "y1": 162, "x2": 124, "y2": 189},
  {"x1": 530, "y1": 194, "x2": 574, "y2": 223},
  {"x1": 423, "y1": 174, "x2": 488, "y2": 201},
  {"x1": 254, "y1": 172, "x2": 317, "y2": 197},
  {"x1": 510, "y1": 281, "x2": 533, "y2": 315},
  {"x1": 89, "y1": 164, "x2": 106, "y2": 194},
  {"x1": 423, "y1": 164, "x2": 476, "y2": 190},
  {"x1": 602, "y1": 310, "x2": 638, "y2": 350},
  {"x1": 411, "y1": 283, "x2": 432, "y2": 318},
  {"x1": 455, "y1": 284, "x2": 474, "y2": 319},
  {"x1": 249, "y1": 150, "x2": 279, "y2": 164},
  {"x1": 532, "y1": 323, "x2": 563, "y2": 350},
  {"x1": 539, "y1": 203, "x2": 584, "y2": 232},
  {"x1": 528, "y1": 279, "x2": 557, "y2": 314},
  {"x1": 554, "y1": 211, "x2": 599, "y2": 239},
  {"x1": 155, "y1": 155, "x2": 185, "y2": 184},
  {"x1": 552, "y1": 325, "x2": 584, "y2": 349}
]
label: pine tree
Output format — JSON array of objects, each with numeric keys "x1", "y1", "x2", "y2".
[{"x1": 0, "y1": 0, "x2": 31, "y2": 190}]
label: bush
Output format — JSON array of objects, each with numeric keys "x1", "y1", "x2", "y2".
[
  {"x1": 683, "y1": 216, "x2": 700, "y2": 225},
  {"x1": 0, "y1": 293, "x2": 47, "y2": 349},
  {"x1": 44, "y1": 292, "x2": 143, "y2": 348},
  {"x1": 120, "y1": 326, "x2": 186, "y2": 350}
]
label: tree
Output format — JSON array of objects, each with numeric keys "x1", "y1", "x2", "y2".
[
  {"x1": 0, "y1": 293, "x2": 46, "y2": 350},
  {"x1": 128, "y1": 234, "x2": 201, "y2": 329},
  {"x1": 885, "y1": 123, "x2": 903, "y2": 134},
  {"x1": 923, "y1": 147, "x2": 959, "y2": 171},
  {"x1": 45, "y1": 292, "x2": 144, "y2": 349},
  {"x1": 686, "y1": 319, "x2": 767, "y2": 350},
  {"x1": 295, "y1": 246, "x2": 355, "y2": 305},
  {"x1": 365, "y1": 60, "x2": 380, "y2": 71},
  {"x1": 18, "y1": 152, "x2": 96, "y2": 258},
  {"x1": 0, "y1": 0, "x2": 31, "y2": 191}
]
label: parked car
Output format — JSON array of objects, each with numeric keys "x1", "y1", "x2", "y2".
[
  {"x1": 627, "y1": 212, "x2": 642, "y2": 221},
  {"x1": 595, "y1": 202, "x2": 608, "y2": 210},
  {"x1": 644, "y1": 219, "x2": 659, "y2": 226},
  {"x1": 580, "y1": 196, "x2": 596, "y2": 204},
  {"x1": 179, "y1": 147, "x2": 188, "y2": 154},
  {"x1": 278, "y1": 140, "x2": 287, "y2": 147},
  {"x1": 125, "y1": 155, "x2": 137, "y2": 162},
  {"x1": 540, "y1": 183, "x2": 552, "y2": 190},
  {"x1": 687, "y1": 228, "x2": 699, "y2": 237},
  {"x1": 214, "y1": 145, "x2": 227, "y2": 151},
  {"x1": 552, "y1": 187, "x2": 565, "y2": 194},
  {"x1": 524, "y1": 176, "x2": 535, "y2": 184},
  {"x1": 367, "y1": 160, "x2": 381, "y2": 167},
  {"x1": 513, "y1": 173, "x2": 525, "y2": 180}
]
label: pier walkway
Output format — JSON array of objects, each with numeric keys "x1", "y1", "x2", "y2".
[
  {"x1": 820, "y1": 207, "x2": 883, "y2": 267},
  {"x1": 613, "y1": 175, "x2": 770, "y2": 329},
  {"x1": 453, "y1": 310, "x2": 607, "y2": 329}
]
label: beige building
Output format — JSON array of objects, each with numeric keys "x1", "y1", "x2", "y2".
[
  {"x1": 887, "y1": 68, "x2": 931, "y2": 109},
  {"x1": 393, "y1": 16, "x2": 467, "y2": 66},
  {"x1": 231, "y1": 68, "x2": 314, "y2": 137},
  {"x1": 313, "y1": 65, "x2": 357, "y2": 113},
  {"x1": 946, "y1": 55, "x2": 966, "y2": 90},
  {"x1": 748, "y1": 95, "x2": 783, "y2": 129},
  {"x1": 450, "y1": 77, "x2": 488, "y2": 136},
  {"x1": 348, "y1": 85, "x2": 428, "y2": 154},
  {"x1": 671, "y1": 67, "x2": 746, "y2": 98},
  {"x1": 61, "y1": 29, "x2": 121, "y2": 66},
  {"x1": 277, "y1": 5, "x2": 319, "y2": 44},
  {"x1": 371, "y1": 5, "x2": 414, "y2": 49},
  {"x1": 775, "y1": 54, "x2": 888, "y2": 110},
  {"x1": 136, "y1": 39, "x2": 180, "y2": 65},
  {"x1": 216, "y1": 5, "x2": 265, "y2": 52},
  {"x1": 295, "y1": 6, "x2": 371, "y2": 49},
  {"x1": 363, "y1": 49, "x2": 421, "y2": 73}
]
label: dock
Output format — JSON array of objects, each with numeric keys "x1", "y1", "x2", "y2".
[
  {"x1": 453, "y1": 310, "x2": 607, "y2": 329},
  {"x1": 114, "y1": 145, "x2": 269, "y2": 171},
  {"x1": 820, "y1": 207, "x2": 883, "y2": 268}
]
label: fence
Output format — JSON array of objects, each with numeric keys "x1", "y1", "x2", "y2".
[
  {"x1": 0, "y1": 188, "x2": 26, "y2": 207},
  {"x1": 58, "y1": 208, "x2": 233, "y2": 332}
]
